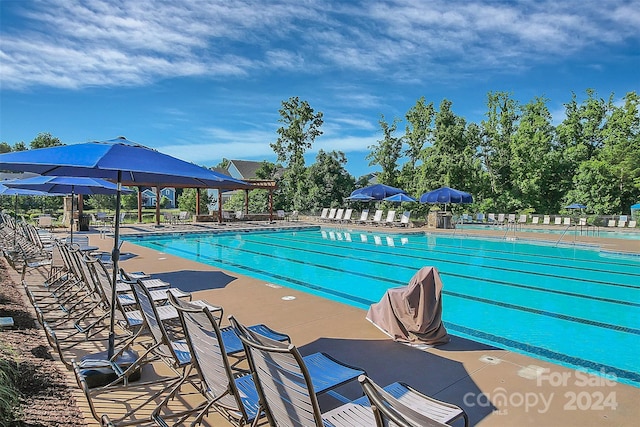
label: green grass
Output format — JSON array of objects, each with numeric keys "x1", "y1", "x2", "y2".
[{"x1": 0, "y1": 356, "x2": 21, "y2": 425}]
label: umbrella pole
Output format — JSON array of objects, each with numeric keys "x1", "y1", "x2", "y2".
[
  {"x1": 13, "y1": 194, "x2": 18, "y2": 248},
  {"x1": 108, "y1": 171, "x2": 122, "y2": 359},
  {"x1": 70, "y1": 188, "x2": 74, "y2": 244}
]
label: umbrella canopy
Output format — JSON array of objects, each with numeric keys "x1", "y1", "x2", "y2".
[
  {"x1": 0, "y1": 182, "x2": 51, "y2": 196},
  {"x1": 5, "y1": 175, "x2": 131, "y2": 195},
  {"x1": 0, "y1": 136, "x2": 252, "y2": 358},
  {"x1": 383, "y1": 193, "x2": 416, "y2": 203},
  {"x1": 565, "y1": 203, "x2": 587, "y2": 209},
  {"x1": 5, "y1": 176, "x2": 133, "y2": 243},
  {"x1": 631, "y1": 203, "x2": 640, "y2": 209},
  {"x1": 350, "y1": 184, "x2": 406, "y2": 201},
  {"x1": 346, "y1": 193, "x2": 375, "y2": 202},
  {"x1": 0, "y1": 137, "x2": 251, "y2": 189},
  {"x1": 420, "y1": 186, "x2": 473, "y2": 204}
]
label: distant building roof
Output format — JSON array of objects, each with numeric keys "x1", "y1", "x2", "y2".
[
  {"x1": 228, "y1": 160, "x2": 264, "y2": 179},
  {"x1": 211, "y1": 166, "x2": 229, "y2": 175},
  {"x1": 227, "y1": 160, "x2": 284, "y2": 180}
]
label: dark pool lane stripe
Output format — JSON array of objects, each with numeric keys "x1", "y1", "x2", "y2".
[
  {"x1": 145, "y1": 241, "x2": 375, "y2": 307},
  {"x1": 240, "y1": 236, "x2": 640, "y2": 304},
  {"x1": 445, "y1": 290, "x2": 640, "y2": 335},
  {"x1": 145, "y1": 240, "x2": 640, "y2": 331},
  {"x1": 275, "y1": 232, "x2": 640, "y2": 285}
]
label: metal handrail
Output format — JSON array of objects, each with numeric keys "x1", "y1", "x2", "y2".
[{"x1": 555, "y1": 224, "x2": 573, "y2": 246}]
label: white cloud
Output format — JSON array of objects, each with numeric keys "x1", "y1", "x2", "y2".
[{"x1": 2, "y1": 0, "x2": 638, "y2": 91}]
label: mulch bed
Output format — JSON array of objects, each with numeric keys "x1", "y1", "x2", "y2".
[{"x1": 0, "y1": 259, "x2": 87, "y2": 427}]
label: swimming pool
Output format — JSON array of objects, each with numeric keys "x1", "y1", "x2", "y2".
[{"x1": 125, "y1": 227, "x2": 640, "y2": 387}]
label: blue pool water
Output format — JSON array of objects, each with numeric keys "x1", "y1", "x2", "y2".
[{"x1": 124, "y1": 228, "x2": 640, "y2": 387}]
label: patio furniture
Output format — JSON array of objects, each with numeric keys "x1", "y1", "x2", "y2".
[
  {"x1": 357, "y1": 209, "x2": 369, "y2": 223},
  {"x1": 358, "y1": 375, "x2": 469, "y2": 427},
  {"x1": 395, "y1": 211, "x2": 411, "y2": 227},
  {"x1": 231, "y1": 315, "x2": 370, "y2": 426}
]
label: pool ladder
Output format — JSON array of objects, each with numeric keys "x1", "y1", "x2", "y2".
[
  {"x1": 502, "y1": 221, "x2": 518, "y2": 239},
  {"x1": 554, "y1": 224, "x2": 575, "y2": 246}
]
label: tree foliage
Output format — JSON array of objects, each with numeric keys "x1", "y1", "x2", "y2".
[
  {"x1": 305, "y1": 150, "x2": 355, "y2": 212},
  {"x1": 30, "y1": 132, "x2": 63, "y2": 149},
  {"x1": 270, "y1": 97, "x2": 323, "y2": 211},
  {"x1": 178, "y1": 188, "x2": 213, "y2": 214},
  {"x1": 367, "y1": 115, "x2": 402, "y2": 188}
]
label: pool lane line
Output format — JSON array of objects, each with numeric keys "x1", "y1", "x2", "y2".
[
  {"x1": 151, "y1": 236, "x2": 640, "y2": 310},
  {"x1": 321, "y1": 227, "x2": 640, "y2": 270},
  {"x1": 245, "y1": 233, "x2": 640, "y2": 291},
  {"x1": 282, "y1": 231, "x2": 640, "y2": 282},
  {"x1": 445, "y1": 290, "x2": 640, "y2": 335},
  {"x1": 142, "y1": 241, "x2": 375, "y2": 307},
  {"x1": 238, "y1": 237, "x2": 640, "y2": 309},
  {"x1": 301, "y1": 231, "x2": 640, "y2": 279},
  {"x1": 447, "y1": 322, "x2": 640, "y2": 387},
  {"x1": 142, "y1": 240, "x2": 640, "y2": 318}
]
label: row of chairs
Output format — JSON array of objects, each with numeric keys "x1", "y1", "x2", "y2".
[
  {"x1": 1, "y1": 213, "x2": 55, "y2": 280},
  {"x1": 320, "y1": 207, "x2": 412, "y2": 227},
  {"x1": 462, "y1": 212, "x2": 637, "y2": 229},
  {"x1": 3, "y1": 215, "x2": 468, "y2": 426},
  {"x1": 606, "y1": 217, "x2": 637, "y2": 228}
]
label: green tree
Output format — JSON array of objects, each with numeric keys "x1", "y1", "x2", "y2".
[
  {"x1": 480, "y1": 92, "x2": 519, "y2": 204},
  {"x1": 400, "y1": 97, "x2": 435, "y2": 195},
  {"x1": 30, "y1": 132, "x2": 63, "y2": 149},
  {"x1": 87, "y1": 194, "x2": 117, "y2": 211},
  {"x1": 224, "y1": 189, "x2": 270, "y2": 213},
  {"x1": 305, "y1": 150, "x2": 355, "y2": 212},
  {"x1": 121, "y1": 188, "x2": 139, "y2": 211},
  {"x1": 177, "y1": 188, "x2": 212, "y2": 214},
  {"x1": 12, "y1": 141, "x2": 27, "y2": 151},
  {"x1": 555, "y1": 90, "x2": 611, "y2": 200},
  {"x1": 367, "y1": 115, "x2": 402, "y2": 187},
  {"x1": 509, "y1": 97, "x2": 560, "y2": 213},
  {"x1": 568, "y1": 91, "x2": 640, "y2": 213},
  {"x1": 565, "y1": 159, "x2": 619, "y2": 215},
  {"x1": 270, "y1": 97, "x2": 323, "y2": 211},
  {"x1": 0, "y1": 142, "x2": 11, "y2": 153},
  {"x1": 418, "y1": 100, "x2": 475, "y2": 196}
]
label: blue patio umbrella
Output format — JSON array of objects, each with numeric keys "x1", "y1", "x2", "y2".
[
  {"x1": 0, "y1": 136, "x2": 252, "y2": 358},
  {"x1": 420, "y1": 186, "x2": 473, "y2": 204},
  {"x1": 350, "y1": 184, "x2": 406, "y2": 201},
  {"x1": 5, "y1": 176, "x2": 133, "y2": 243},
  {"x1": 346, "y1": 193, "x2": 375, "y2": 202},
  {"x1": 565, "y1": 203, "x2": 587, "y2": 210},
  {"x1": 383, "y1": 193, "x2": 416, "y2": 203},
  {"x1": 0, "y1": 182, "x2": 50, "y2": 197},
  {"x1": 631, "y1": 203, "x2": 640, "y2": 209}
]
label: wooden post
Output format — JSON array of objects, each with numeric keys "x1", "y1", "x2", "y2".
[
  {"x1": 137, "y1": 187, "x2": 142, "y2": 222},
  {"x1": 155, "y1": 187, "x2": 161, "y2": 226},
  {"x1": 269, "y1": 190, "x2": 273, "y2": 222}
]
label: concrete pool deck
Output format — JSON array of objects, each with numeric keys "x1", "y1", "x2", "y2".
[{"x1": 23, "y1": 219, "x2": 640, "y2": 426}]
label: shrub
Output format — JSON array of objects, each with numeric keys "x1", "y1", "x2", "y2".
[{"x1": 0, "y1": 358, "x2": 21, "y2": 425}]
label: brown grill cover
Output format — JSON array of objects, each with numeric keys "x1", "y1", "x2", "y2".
[{"x1": 366, "y1": 266, "x2": 449, "y2": 345}]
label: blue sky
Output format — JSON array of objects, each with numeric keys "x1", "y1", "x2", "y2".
[{"x1": 1, "y1": 0, "x2": 638, "y2": 179}]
